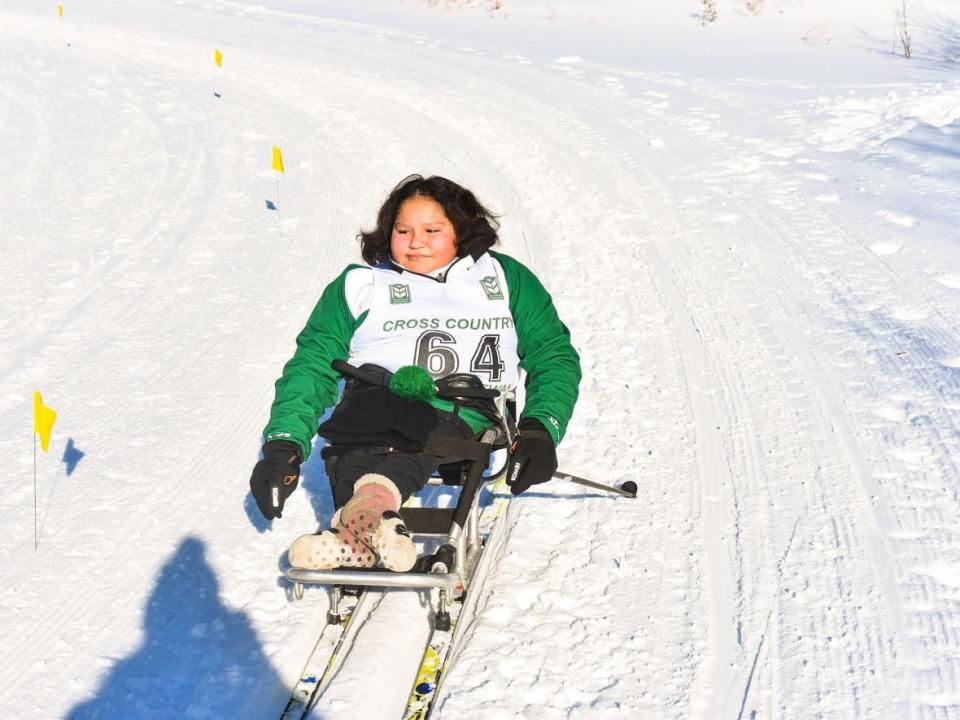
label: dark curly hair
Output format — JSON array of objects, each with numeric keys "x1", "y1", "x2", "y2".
[{"x1": 358, "y1": 175, "x2": 500, "y2": 265}]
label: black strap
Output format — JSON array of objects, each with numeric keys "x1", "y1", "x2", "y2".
[
  {"x1": 436, "y1": 409, "x2": 475, "y2": 440},
  {"x1": 400, "y1": 507, "x2": 456, "y2": 534},
  {"x1": 332, "y1": 359, "x2": 500, "y2": 400},
  {"x1": 320, "y1": 444, "x2": 394, "y2": 460},
  {"x1": 321, "y1": 436, "x2": 491, "y2": 464},
  {"x1": 421, "y1": 435, "x2": 492, "y2": 463}
]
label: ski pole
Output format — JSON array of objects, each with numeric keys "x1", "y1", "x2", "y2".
[{"x1": 552, "y1": 471, "x2": 637, "y2": 498}]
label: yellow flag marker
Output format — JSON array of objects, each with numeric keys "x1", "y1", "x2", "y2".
[
  {"x1": 58, "y1": 4, "x2": 64, "y2": 17},
  {"x1": 272, "y1": 146, "x2": 285, "y2": 173},
  {"x1": 214, "y1": 48, "x2": 222, "y2": 67},
  {"x1": 33, "y1": 391, "x2": 57, "y2": 453}
]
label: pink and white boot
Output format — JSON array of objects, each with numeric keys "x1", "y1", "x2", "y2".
[{"x1": 288, "y1": 474, "x2": 417, "y2": 572}]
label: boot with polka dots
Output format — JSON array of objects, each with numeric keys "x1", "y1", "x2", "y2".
[
  {"x1": 287, "y1": 507, "x2": 376, "y2": 570},
  {"x1": 287, "y1": 474, "x2": 416, "y2": 572}
]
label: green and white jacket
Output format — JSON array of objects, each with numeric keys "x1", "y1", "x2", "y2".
[{"x1": 263, "y1": 250, "x2": 581, "y2": 460}]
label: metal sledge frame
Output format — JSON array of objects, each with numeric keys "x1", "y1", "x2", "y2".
[
  {"x1": 287, "y1": 427, "x2": 503, "y2": 591},
  {"x1": 287, "y1": 426, "x2": 506, "y2": 632},
  {"x1": 286, "y1": 364, "x2": 513, "y2": 619}
]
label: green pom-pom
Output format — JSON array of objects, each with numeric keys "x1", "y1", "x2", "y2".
[{"x1": 389, "y1": 365, "x2": 437, "y2": 403}]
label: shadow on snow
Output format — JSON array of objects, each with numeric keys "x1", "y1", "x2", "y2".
[
  {"x1": 65, "y1": 537, "x2": 286, "y2": 720},
  {"x1": 63, "y1": 437, "x2": 85, "y2": 476}
]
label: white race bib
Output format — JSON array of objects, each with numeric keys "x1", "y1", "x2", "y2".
[{"x1": 349, "y1": 255, "x2": 520, "y2": 396}]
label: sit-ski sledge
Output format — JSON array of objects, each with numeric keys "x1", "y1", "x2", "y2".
[
  {"x1": 282, "y1": 360, "x2": 515, "y2": 719},
  {"x1": 281, "y1": 360, "x2": 637, "y2": 719}
]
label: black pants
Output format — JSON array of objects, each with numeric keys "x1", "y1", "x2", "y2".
[{"x1": 324, "y1": 416, "x2": 469, "y2": 509}]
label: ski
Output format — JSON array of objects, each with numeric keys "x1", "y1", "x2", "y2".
[
  {"x1": 280, "y1": 588, "x2": 383, "y2": 720},
  {"x1": 402, "y1": 479, "x2": 514, "y2": 720}
]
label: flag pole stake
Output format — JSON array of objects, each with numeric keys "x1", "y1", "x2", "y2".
[{"x1": 33, "y1": 433, "x2": 38, "y2": 551}]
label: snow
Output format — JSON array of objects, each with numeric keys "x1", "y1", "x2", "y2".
[{"x1": 2, "y1": 0, "x2": 960, "y2": 717}]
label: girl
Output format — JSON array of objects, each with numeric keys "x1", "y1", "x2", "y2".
[{"x1": 249, "y1": 175, "x2": 581, "y2": 571}]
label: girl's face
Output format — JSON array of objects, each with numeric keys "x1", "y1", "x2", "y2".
[{"x1": 390, "y1": 196, "x2": 458, "y2": 274}]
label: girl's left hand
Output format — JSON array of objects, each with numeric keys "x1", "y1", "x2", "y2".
[{"x1": 506, "y1": 418, "x2": 558, "y2": 495}]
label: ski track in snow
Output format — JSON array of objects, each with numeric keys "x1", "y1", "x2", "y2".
[
  {"x1": 415, "y1": 29, "x2": 960, "y2": 720},
  {"x1": 2, "y1": 1, "x2": 960, "y2": 718}
]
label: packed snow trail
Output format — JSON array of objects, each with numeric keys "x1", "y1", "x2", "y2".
[
  {"x1": 2, "y1": 1, "x2": 960, "y2": 719},
  {"x1": 433, "y1": 44, "x2": 960, "y2": 718}
]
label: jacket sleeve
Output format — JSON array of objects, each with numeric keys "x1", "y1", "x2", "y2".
[
  {"x1": 491, "y1": 251, "x2": 581, "y2": 445},
  {"x1": 262, "y1": 265, "x2": 367, "y2": 459}
]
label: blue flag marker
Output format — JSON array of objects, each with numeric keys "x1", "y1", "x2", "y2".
[
  {"x1": 63, "y1": 437, "x2": 85, "y2": 477},
  {"x1": 266, "y1": 200, "x2": 277, "y2": 210}
]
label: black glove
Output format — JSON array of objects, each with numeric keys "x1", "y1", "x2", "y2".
[
  {"x1": 506, "y1": 418, "x2": 558, "y2": 496},
  {"x1": 250, "y1": 440, "x2": 302, "y2": 520}
]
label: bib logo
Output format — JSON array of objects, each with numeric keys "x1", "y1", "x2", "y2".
[
  {"x1": 389, "y1": 284, "x2": 411, "y2": 304},
  {"x1": 481, "y1": 276, "x2": 504, "y2": 301}
]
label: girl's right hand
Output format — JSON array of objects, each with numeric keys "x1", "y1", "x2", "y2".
[{"x1": 249, "y1": 440, "x2": 302, "y2": 520}]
